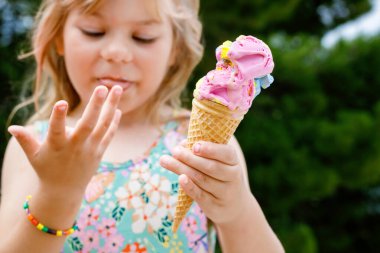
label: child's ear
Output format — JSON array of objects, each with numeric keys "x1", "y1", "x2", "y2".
[{"x1": 55, "y1": 35, "x2": 64, "y2": 56}]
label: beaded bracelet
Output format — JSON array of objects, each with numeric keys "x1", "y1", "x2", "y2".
[{"x1": 23, "y1": 195, "x2": 78, "y2": 236}]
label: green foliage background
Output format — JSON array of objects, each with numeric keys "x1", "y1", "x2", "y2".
[{"x1": 1, "y1": 0, "x2": 380, "y2": 252}]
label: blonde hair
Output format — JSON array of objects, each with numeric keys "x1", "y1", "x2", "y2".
[{"x1": 11, "y1": 0, "x2": 203, "y2": 125}]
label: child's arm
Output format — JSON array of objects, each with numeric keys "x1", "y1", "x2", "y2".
[
  {"x1": 213, "y1": 137, "x2": 284, "y2": 253},
  {"x1": 0, "y1": 136, "x2": 84, "y2": 252},
  {"x1": 0, "y1": 86, "x2": 122, "y2": 253},
  {"x1": 160, "y1": 137, "x2": 285, "y2": 253}
]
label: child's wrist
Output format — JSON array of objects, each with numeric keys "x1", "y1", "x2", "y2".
[
  {"x1": 37, "y1": 181, "x2": 86, "y2": 201},
  {"x1": 216, "y1": 193, "x2": 257, "y2": 230},
  {"x1": 24, "y1": 195, "x2": 79, "y2": 236},
  {"x1": 31, "y1": 185, "x2": 84, "y2": 229}
]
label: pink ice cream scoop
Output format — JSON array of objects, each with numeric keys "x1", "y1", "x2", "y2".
[{"x1": 194, "y1": 35, "x2": 275, "y2": 112}]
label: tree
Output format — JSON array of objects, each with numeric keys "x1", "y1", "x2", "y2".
[
  {"x1": 1, "y1": 0, "x2": 379, "y2": 252},
  {"x1": 236, "y1": 34, "x2": 380, "y2": 253}
]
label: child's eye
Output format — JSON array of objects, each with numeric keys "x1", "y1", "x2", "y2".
[
  {"x1": 133, "y1": 36, "x2": 156, "y2": 44},
  {"x1": 81, "y1": 29, "x2": 105, "y2": 37}
]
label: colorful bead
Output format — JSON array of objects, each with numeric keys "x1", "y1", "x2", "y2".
[
  {"x1": 47, "y1": 228, "x2": 56, "y2": 235},
  {"x1": 31, "y1": 218, "x2": 39, "y2": 226},
  {"x1": 23, "y1": 195, "x2": 78, "y2": 237},
  {"x1": 36, "y1": 223, "x2": 44, "y2": 230},
  {"x1": 63, "y1": 230, "x2": 71, "y2": 236}
]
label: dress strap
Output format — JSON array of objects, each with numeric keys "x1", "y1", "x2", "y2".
[{"x1": 33, "y1": 120, "x2": 49, "y2": 142}]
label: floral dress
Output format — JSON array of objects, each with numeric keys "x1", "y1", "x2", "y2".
[{"x1": 34, "y1": 116, "x2": 216, "y2": 253}]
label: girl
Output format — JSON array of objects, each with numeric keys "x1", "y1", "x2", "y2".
[{"x1": 0, "y1": 0, "x2": 284, "y2": 252}]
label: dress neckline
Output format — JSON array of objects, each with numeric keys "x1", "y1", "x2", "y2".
[{"x1": 97, "y1": 120, "x2": 176, "y2": 172}]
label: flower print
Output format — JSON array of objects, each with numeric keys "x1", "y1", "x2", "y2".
[
  {"x1": 161, "y1": 195, "x2": 177, "y2": 219},
  {"x1": 132, "y1": 203, "x2": 165, "y2": 234},
  {"x1": 189, "y1": 233, "x2": 209, "y2": 253},
  {"x1": 170, "y1": 248, "x2": 184, "y2": 253},
  {"x1": 181, "y1": 216, "x2": 207, "y2": 249},
  {"x1": 168, "y1": 233, "x2": 184, "y2": 253},
  {"x1": 115, "y1": 180, "x2": 143, "y2": 210},
  {"x1": 181, "y1": 216, "x2": 198, "y2": 237},
  {"x1": 121, "y1": 170, "x2": 130, "y2": 177},
  {"x1": 130, "y1": 162, "x2": 151, "y2": 183},
  {"x1": 77, "y1": 229, "x2": 99, "y2": 253},
  {"x1": 77, "y1": 206, "x2": 100, "y2": 229},
  {"x1": 97, "y1": 218, "x2": 117, "y2": 238},
  {"x1": 100, "y1": 233, "x2": 125, "y2": 253},
  {"x1": 66, "y1": 236, "x2": 84, "y2": 252},
  {"x1": 163, "y1": 131, "x2": 184, "y2": 152},
  {"x1": 122, "y1": 242, "x2": 148, "y2": 253},
  {"x1": 193, "y1": 204, "x2": 207, "y2": 231},
  {"x1": 144, "y1": 174, "x2": 171, "y2": 205},
  {"x1": 85, "y1": 172, "x2": 115, "y2": 203}
]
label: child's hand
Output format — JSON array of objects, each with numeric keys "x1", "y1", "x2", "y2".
[
  {"x1": 8, "y1": 86, "x2": 122, "y2": 197},
  {"x1": 160, "y1": 140, "x2": 252, "y2": 226}
]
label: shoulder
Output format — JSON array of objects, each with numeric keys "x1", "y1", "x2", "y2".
[
  {"x1": 3, "y1": 121, "x2": 47, "y2": 164},
  {"x1": 160, "y1": 106, "x2": 190, "y2": 136},
  {"x1": 2, "y1": 123, "x2": 41, "y2": 170},
  {"x1": 160, "y1": 105, "x2": 190, "y2": 122},
  {"x1": 172, "y1": 108, "x2": 191, "y2": 135},
  {"x1": 1, "y1": 123, "x2": 41, "y2": 191}
]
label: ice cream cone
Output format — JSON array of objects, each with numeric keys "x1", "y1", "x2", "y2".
[
  {"x1": 172, "y1": 35, "x2": 275, "y2": 233},
  {"x1": 172, "y1": 98, "x2": 245, "y2": 233}
]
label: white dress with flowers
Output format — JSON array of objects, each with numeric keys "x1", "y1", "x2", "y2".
[{"x1": 34, "y1": 116, "x2": 216, "y2": 253}]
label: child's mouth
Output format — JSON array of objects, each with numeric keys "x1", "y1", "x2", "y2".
[{"x1": 98, "y1": 78, "x2": 133, "y2": 91}]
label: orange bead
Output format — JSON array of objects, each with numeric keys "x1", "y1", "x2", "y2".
[{"x1": 31, "y1": 218, "x2": 39, "y2": 226}]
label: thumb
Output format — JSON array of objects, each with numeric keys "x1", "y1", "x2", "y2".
[{"x1": 8, "y1": 125, "x2": 40, "y2": 162}]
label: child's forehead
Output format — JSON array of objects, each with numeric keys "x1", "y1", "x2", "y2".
[{"x1": 74, "y1": 0, "x2": 168, "y2": 21}]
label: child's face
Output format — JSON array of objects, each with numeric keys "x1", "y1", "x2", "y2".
[{"x1": 59, "y1": 0, "x2": 174, "y2": 116}]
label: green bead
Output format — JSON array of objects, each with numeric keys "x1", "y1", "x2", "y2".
[
  {"x1": 23, "y1": 202, "x2": 29, "y2": 210},
  {"x1": 42, "y1": 226, "x2": 49, "y2": 232}
]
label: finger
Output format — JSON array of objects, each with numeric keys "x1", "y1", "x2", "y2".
[
  {"x1": 171, "y1": 145, "x2": 236, "y2": 182},
  {"x1": 180, "y1": 139, "x2": 187, "y2": 148},
  {"x1": 46, "y1": 100, "x2": 68, "y2": 146},
  {"x1": 178, "y1": 174, "x2": 215, "y2": 206},
  {"x1": 192, "y1": 141, "x2": 239, "y2": 166},
  {"x1": 8, "y1": 125, "x2": 40, "y2": 162},
  {"x1": 98, "y1": 109, "x2": 122, "y2": 153},
  {"x1": 72, "y1": 86, "x2": 108, "y2": 142},
  {"x1": 92, "y1": 86, "x2": 122, "y2": 141},
  {"x1": 160, "y1": 154, "x2": 224, "y2": 199}
]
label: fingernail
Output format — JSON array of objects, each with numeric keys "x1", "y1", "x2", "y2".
[
  {"x1": 98, "y1": 88, "x2": 108, "y2": 98},
  {"x1": 57, "y1": 104, "x2": 67, "y2": 111},
  {"x1": 8, "y1": 126, "x2": 18, "y2": 137},
  {"x1": 193, "y1": 143, "x2": 201, "y2": 153},
  {"x1": 114, "y1": 86, "x2": 122, "y2": 95},
  {"x1": 182, "y1": 175, "x2": 188, "y2": 185}
]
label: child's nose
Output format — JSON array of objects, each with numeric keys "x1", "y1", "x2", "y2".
[{"x1": 100, "y1": 36, "x2": 133, "y2": 63}]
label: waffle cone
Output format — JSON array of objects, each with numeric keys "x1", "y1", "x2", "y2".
[{"x1": 172, "y1": 98, "x2": 245, "y2": 232}]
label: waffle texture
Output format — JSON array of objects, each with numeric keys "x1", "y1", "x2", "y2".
[{"x1": 172, "y1": 98, "x2": 245, "y2": 232}]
